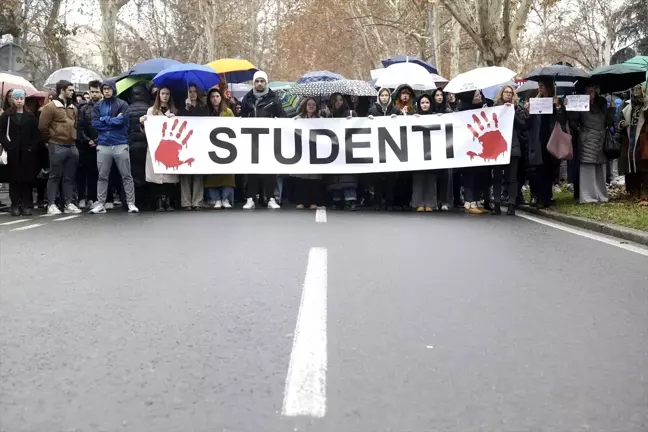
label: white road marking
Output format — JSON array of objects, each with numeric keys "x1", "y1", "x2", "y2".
[
  {"x1": 517, "y1": 213, "x2": 648, "y2": 257},
  {"x1": 315, "y1": 208, "x2": 327, "y2": 223},
  {"x1": 282, "y1": 247, "x2": 328, "y2": 418},
  {"x1": 54, "y1": 215, "x2": 81, "y2": 222},
  {"x1": 0, "y1": 219, "x2": 29, "y2": 226},
  {"x1": 10, "y1": 223, "x2": 44, "y2": 231}
]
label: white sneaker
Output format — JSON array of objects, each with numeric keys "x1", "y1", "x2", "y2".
[
  {"x1": 105, "y1": 202, "x2": 114, "y2": 210},
  {"x1": 88, "y1": 203, "x2": 106, "y2": 214},
  {"x1": 79, "y1": 199, "x2": 86, "y2": 209},
  {"x1": 86, "y1": 200, "x2": 94, "y2": 209},
  {"x1": 222, "y1": 200, "x2": 232, "y2": 209},
  {"x1": 128, "y1": 203, "x2": 139, "y2": 213},
  {"x1": 64, "y1": 203, "x2": 82, "y2": 214},
  {"x1": 47, "y1": 204, "x2": 62, "y2": 215},
  {"x1": 243, "y1": 198, "x2": 255, "y2": 209},
  {"x1": 441, "y1": 204, "x2": 449, "y2": 211},
  {"x1": 214, "y1": 200, "x2": 222, "y2": 209},
  {"x1": 268, "y1": 197, "x2": 280, "y2": 209}
]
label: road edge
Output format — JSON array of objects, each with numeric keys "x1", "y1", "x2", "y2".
[{"x1": 518, "y1": 205, "x2": 648, "y2": 247}]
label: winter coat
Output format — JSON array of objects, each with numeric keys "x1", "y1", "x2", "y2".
[
  {"x1": 91, "y1": 81, "x2": 130, "y2": 146},
  {"x1": 128, "y1": 84, "x2": 151, "y2": 154},
  {"x1": 38, "y1": 99, "x2": 77, "y2": 145},
  {"x1": 144, "y1": 106, "x2": 179, "y2": 185},
  {"x1": 0, "y1": 111, "x2": 40, "y2": 182},
  {"x1": 616, "y1": 99, "x2": 648, "y2": 175},
  {"x1": 569, "y1": 96, "x2": 612, "y2": 165},
  {"x1": 525, "y1": 101, "x2": 567, "y2": 166},
  {"x1": 494, "y1": 100, "x2": 528, "y2": 158},
  {"x1": 241, "y1": 88, "x2": 286, "y2": 118},
  {"x1": 77, "y1": 100, "x2": 98, "y2": 148},
  {"x1": 392, "y1": 84, "x2": 416, "y2": 115},
  {"x1": 368, "y1": 102, "x2": 401, "y2": 117},
  {"x1": 204, "y1": 107, "x2": 237, "y2": 188}
]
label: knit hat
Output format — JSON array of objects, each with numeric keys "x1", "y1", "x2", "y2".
[
  {"x1": 253, "y1": 71, "x2": 268, "y2": 83},
  {"x1": 11, "y1": 89, "x2": 26, "y2": 98}
]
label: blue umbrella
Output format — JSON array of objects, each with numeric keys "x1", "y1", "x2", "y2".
[
  {"x1": 297, "y1": 70, "x2": 345, "y2": 84},
  {"x1": 381, "y1": 56, "x2": 438, "y2": 74},
  {"x1": 222, "y1": 70, "x2": 257, "y2": 84},
  {"x1": 126, "y1": 58, "x2": 182, "y2": 76},
  {"x1": 482, "y1": 80, "x2": 516, "y2": 101},
  {"x1": 153, "y1": 63, "x2": 221, "y2": 94}
]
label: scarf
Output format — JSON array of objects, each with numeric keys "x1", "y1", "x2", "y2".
[{"x1": 253, "y1": 88, "x2": 269, "y2": 101}]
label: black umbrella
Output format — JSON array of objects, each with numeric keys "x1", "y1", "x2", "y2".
[
  {"x1": 524, "y1": 64, "x2": 590, "y2": 82},
  {"x1": 586, "y1": 63, "x2": 647, "y2": 94},
  {"x1": 517, "y1": 80, "x2": 575, "y2": 97}
]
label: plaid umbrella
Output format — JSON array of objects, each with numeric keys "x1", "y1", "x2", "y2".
[{"x1": 288, "y1": 79, "x2": 377, "y2": 97}]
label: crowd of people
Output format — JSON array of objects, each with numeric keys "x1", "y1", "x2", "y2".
[{"x1": 0, "y1": 69, "x2": 647, "y2": 218}]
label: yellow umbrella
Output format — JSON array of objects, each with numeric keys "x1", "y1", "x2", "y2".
[{"x1": 206, "y1": 59, "x2": 257, "y2": 83}]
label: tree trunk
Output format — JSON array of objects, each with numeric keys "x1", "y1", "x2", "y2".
[
  {"x1": 99, "y1": 0, "x2": 129, "y2": 77},
  {"x1": 450, "y1": 18, "x2": 461, "y2": 76},
  {"x1": 427, "y1": 0, "x2": 438, "y2": 68},
  {"x1": 43, "y1": 0, "x2": 70, "y2": 68}
]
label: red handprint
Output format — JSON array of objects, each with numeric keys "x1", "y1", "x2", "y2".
[
  {"x1": 154, "y1": 118, "x2": 196, "y2": 170},
  {"x1": 466, "y1": 111, "x2": 508, "y2": 162}
]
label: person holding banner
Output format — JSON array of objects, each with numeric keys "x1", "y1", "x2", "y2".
[
  {"x1": 326, "y1": 93, "x2": 359, "y2": 210},
  {"x1": 178, "y1": 84, "x2": 208, "y2": 211},
  {"x1": 240, "y1": 71, "x2": 286, "y2": 210},
  {"x1": 204, "y1": 88, "x2": 235, "y2": 209},
  {"x1": 411, "y1": 93, "x2": 443, "y2": 212}
]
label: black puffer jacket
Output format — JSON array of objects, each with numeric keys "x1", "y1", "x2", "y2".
[
  {"x1": 241, "y1": 88, "x2": 286, "y2": 118},
  {"x1": 77, "y1": 100, "x2": 97, "y2": 148},
  {"x1": 128, "y1": 84, "x2": 151, "y2": 154}
]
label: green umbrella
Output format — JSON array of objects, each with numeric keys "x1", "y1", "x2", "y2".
[
  {"x1": 116, "y1": 76, "x2": 150, "y2": 95},
  {"x1": 590, "y1": 63, "x2": 647, "y2": 94},
  {"x1": 624, "y1": 56, "x2": 648, "y2": 70}
]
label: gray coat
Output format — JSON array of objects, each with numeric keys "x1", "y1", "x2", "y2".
[{"x1": 569, "y1": 97, "x2": 613, "y2": 165}]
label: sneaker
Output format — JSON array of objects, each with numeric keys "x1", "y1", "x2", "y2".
[
  {"x1": 64, "y1": 203, "x2": 82, "y2": 214},
  {"x1": 425, "y1": 207, "x2": 433, "y2": 212},
  {"x1": 243, "y1": 198, "x2": 255, "y2": 209},
  {"x1": 86, "y1": 200, "x2": 94, "y2": 209},
  {"x1": 79, "y1": 199, "x2": 86, "y2": 209},
  {"x1": 214, "y1": 200, "x2": 222, "y2": 209},
  {"x1": 268, "y1": 198, "x2": 280, "y2": 209},
  {"x1": 88, "y1": 203, "x2": 107, "y2": 214},
  {"x1": 47, "y1": 204, "x2": 62, "y2": 215},
  {"x1": 127, "y1": 203, "x2": 139, "y2": 213},
  {"x1": 222, "y1": 200, "x2": 232, "y2": 209},
  {"x1": 105, "y1": 202, "x2": 114, "y2": 210},
  {"x1": 440, "y1": 204, "x2": 449, "y2": 211}
]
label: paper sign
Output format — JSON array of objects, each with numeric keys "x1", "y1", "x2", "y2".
[
  {"x1": 565, "y1": 95, "x2": 590, "y2": 112},
  {"x1": 529, "y1": 98, "x2": 554, "y2": 115}
]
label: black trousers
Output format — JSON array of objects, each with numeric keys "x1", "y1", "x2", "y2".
[
  {"x1": 294, "y1": 178, "x2": 325, "y2": 206},
  {"x1": 463, "y1": 167, "x2": 490, "y2": 203},
  {"x1": 493, "y1": 157, "x2": 519, "y2": 205},
  {"x1": 372, "y1": 173, "x2": 398, "y2": 207},
  {"x1": 247, "y1": 174, "x2": 276, "y2": 202},
  {"x1": 76, "y1": 147, "x2": 98, "y2": 202},
  {"x1": 9, "y1": 182, "x2": 33, "y2": 208}
]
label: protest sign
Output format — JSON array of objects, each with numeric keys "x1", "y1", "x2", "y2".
[
  {"x1": 565, "y1": 95, "x2": 590, "y2": 112},
  {"x1": 144, "y1": 105, "x2": 515, "y2": 174},
  {"x1": 529, "y1": 98, "x2": 554, "y2": 115}
]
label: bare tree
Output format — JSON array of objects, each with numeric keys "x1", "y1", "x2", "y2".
[{"x1": 98, "y1": 0, "x2": 130, "y2": 76}]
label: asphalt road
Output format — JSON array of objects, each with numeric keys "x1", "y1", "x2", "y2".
[{"x1": 1, "y1": 208, "x2": 647, "y2": 432}]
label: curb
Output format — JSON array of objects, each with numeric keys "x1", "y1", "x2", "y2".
[{"x1": 518, "y1": 205, "x2": 648, "y2": 247}]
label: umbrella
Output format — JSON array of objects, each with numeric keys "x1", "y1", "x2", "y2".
[
  {"x1": 375, "y1": 62, "x2": 437, "y2": 91},
  {"x1": 230, "y1": 83, "x2": 252, "y2": 100},
  {"x1": 207, "y1": 58, "x2": 257, "y2": 83},
  {"x1": 0, "y1": 72, "x2": 38, "y2": 96},
  {"x1": 297, "y1": 70, "x2": 345, "y2": 84},
  {"x1": 289, "y1": 80, "x2": 377, "y2": 97},
  {"x1": 381, "y1": 55, "x2": 438, "y2": 74},
  {"x1": 588, "y1": 63, "x2": 647, "y2": 94},
  {"x1": 444, "y1": 66, "x2": 517, "y2": 94},
  {"x1": 116, "y1": 76, "x2": 151, "y2": 95},
  {"x1": 153, "y1": 63, "x2": 221, "y2": 95},
  {"x1": 123, "y1": 58, "x2": 182, "y2": 77},
  {"x1": 277, "y1": 90, "x2": 302, "y2": 117},
  {"x1": 516, "y1": 80, "x2": 575, "y2": 97},
  {"x1": 268, "y1": 81, "x2": 295, "y2": 91},
  {"x1": 44, "y1": 67, "x2": 104, "y2": 91},
  {"x1": 482, "y1": 80, "x2": 517, "y2": 101},
  {"x1": 624, "y1": 56, "x2": 648, "y2": 70},
  {"x1": 524, "y1": 64, "x2": 589, "y2": 82}
]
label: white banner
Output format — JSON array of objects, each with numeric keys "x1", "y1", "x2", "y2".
[{"x1": 144, "y1": 106, "x2": 514, "y2": 174}]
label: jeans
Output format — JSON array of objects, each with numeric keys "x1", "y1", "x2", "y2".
[
  {"x1": 206, "y1": 187, "x2": 234, "y2": 202},
  {"x1": 97, "y1": 144, "x2": 135, "y2": 205},
  {"x1": 47, "y1": 144, "x2": 79, "y2": 206},
  {"x1": 180, "y1": 175, "x2": 204, "y2": 208}
]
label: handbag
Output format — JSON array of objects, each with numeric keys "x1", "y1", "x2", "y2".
[
  {"x1": 547, "y1": 122, "x2": 573, "y2": 160},
  {"x1": 603, "y1": 130, "x2": 621, "y2": 160}
]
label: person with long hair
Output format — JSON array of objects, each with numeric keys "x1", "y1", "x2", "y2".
[
  {"x1": 204, "y1": 88, "x2": 236, "y2": 209},
  {"x1": 0, "y1": 89, "x2": 40, "y2": 215},
  {"x1": 140, "y1": 86, "x2": 180, "y2": 212},
  {"x1": 617, "y1": 83, "x2": 648, "y2": 205},
  {"x1": 326, "y1": 93, "x2": 358, "y2": 210},
  {"x1": 291, "y1": 97, "x2": 326, "y2": 209},
  {"x1": 1, "y1": 89, "x2": 13, "y2": 114},
  {"x1": 178, "y1": 84, "x2": 208, "y2": 210},
  {"x1": 493, "y1": 85, "x2": 528, "y2": 215}
]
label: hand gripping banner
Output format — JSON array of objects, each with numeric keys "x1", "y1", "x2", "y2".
[{"x1": 144, "y1": 105, "x2": 515, "y2": 175}]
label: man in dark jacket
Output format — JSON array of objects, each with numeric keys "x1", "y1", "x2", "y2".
[
  {"x1": 76, "y1": 79, "x2": 102, "y2": 209},
  {"x1": 127, "y1": 83, "x2": 151, "y2": 208},
  {"x1": 89, "y1": 80, "x2": 138, "y2": 214},
  {"x1": 240, "y1": 71, "x2": 286, "y2": 209}
]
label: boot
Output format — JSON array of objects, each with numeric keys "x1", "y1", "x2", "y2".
[
  {"x1": 165, "y1": 195, "x2": 175, "y2": 211},
  {"x1": 507, "y1": 205, "x2": 516, "y2": 216},
  {"x1": 490, "y1": 202, "x2": 502, "y2": 215},
  {"x1": 21, "y1": 206, "x2": 32, "y2": 216},
  {"x1": 156, "y1": 197, "x2": 166, "y2": 212},
  {"x1": 10, "y1": 206, "x2": 20, "y2": 216}
]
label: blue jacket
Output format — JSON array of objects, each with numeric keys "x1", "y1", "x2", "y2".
[{"x1": 91, "y1": 80, "x2": 129, "y2": 146}]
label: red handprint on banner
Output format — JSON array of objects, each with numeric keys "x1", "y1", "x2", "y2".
[
  {"x1": 154, "y1": 118, "x2": 196, "y2": 170},
  {"x1": 466, "y1": 111, "x2": 508, "y2": 162}
]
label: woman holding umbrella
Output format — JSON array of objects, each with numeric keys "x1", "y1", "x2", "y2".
[{"x1": 617, "y1": 83, "x2": 648, "y2": 205}]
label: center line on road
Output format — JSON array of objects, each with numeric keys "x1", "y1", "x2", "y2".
[
  {"x1": 54, "y1": 215, "x2": 81, "y2": 222},
  {"x1": 315, "y1": 208, "x2": 327, "y2": 223},
  {"x1": 10, "y1": 223, "x2": 44, "y2": 231},
  {"x1": 0, "y1": 219, "x2": 29, "y2": 226},
  {"x1": 282, "y1": 247, "x2": 328, "y2": 418},
  {"x1": 517, "y1": 213, "x2": 648, "y2": 257}
]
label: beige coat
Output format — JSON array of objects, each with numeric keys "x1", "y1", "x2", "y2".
[{"x1": 144, "y1": 106, "x2": 179, "y2": 184}]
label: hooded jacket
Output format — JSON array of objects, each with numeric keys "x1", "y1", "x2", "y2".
[
  {"x1": 91, "y1": 80, "x2": 130, "y2": 146},
  {"x1": 241, "y1": 88, "x2": 286, "y2": 118},
  {"x1": 368, "y1": 88, "x2": 401, "y2": 117},
  {"x1": 392, "y1": 84, "x2": 416, "y2": 115},
  {"x1": 127, "y1": 84, "x2": 151, "y2": 154}
]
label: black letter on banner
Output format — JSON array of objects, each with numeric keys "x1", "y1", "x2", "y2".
[
  {"x1": 241, "y1": 128, "x2": 269, "y2": 164},
  {"x1": 345, "y1": 128, "x2": 373, "y2": 164},
  {"x1": 412, "y1": 125, "x2": 441, "y2": 161},
  {"x1": 273, "y1": 129, "x2": 302, "y2": 164},
  {"x1": 309, "y1": 129, "x2": 339, "y2": 164},
  {"x1": 209, "y1": 127, "x2": 237, "y2": 164},
  {"x1": 377, "y1": 126, "x2": 408, "y2": 163},
  {"x1": 445, "y1": 123, "x2": 455, "y2": 159}
]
